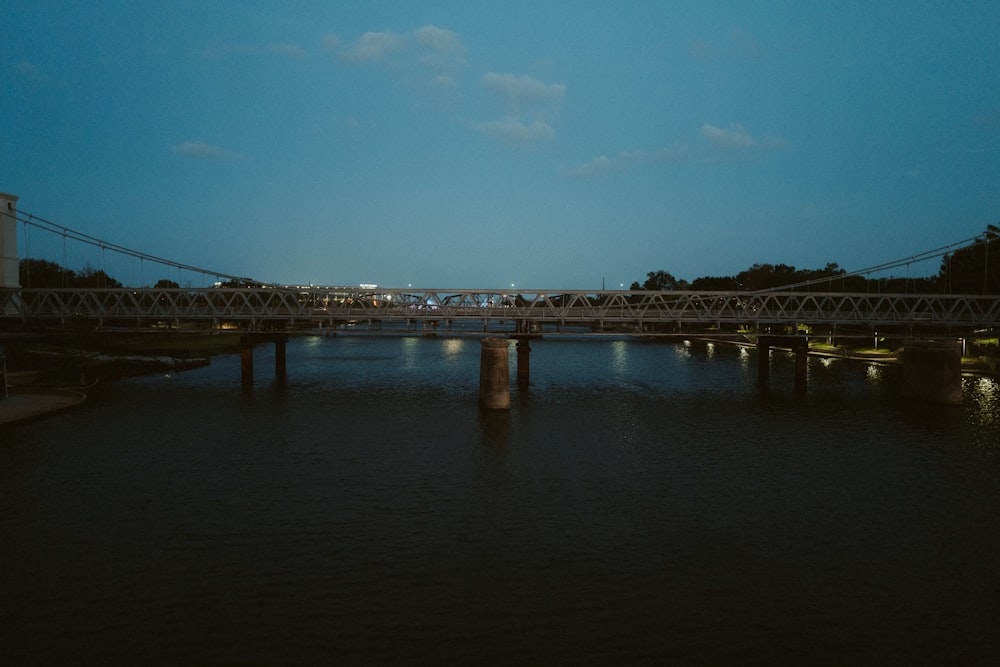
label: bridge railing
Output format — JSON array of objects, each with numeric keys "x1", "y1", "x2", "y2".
[{"x1": 2, "y1": 287, "x2": 1000, "y2": 331}]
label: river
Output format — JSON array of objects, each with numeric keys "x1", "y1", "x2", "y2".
[{"x1": 2, "y1": 335, "x2": 999, "y2": 664}]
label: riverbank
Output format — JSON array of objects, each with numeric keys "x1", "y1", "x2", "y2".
[
  {"x1": 712, "y1": 338, "x2": 1000, "y2": 376},
  {"x1": 2, "y1": 331, "x2": 238, "y2": 385},
  {"x1": 0, "y1": 388, "x2": 87, "y2": 427},
  {"x1": 1, "y1": 354, "x2": 209, "y2": 427},
  {"x1": 1, "y1": 332, "x2": 232, "y2": 425}
]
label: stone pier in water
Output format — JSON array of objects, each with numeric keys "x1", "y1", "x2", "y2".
[
  {"x1": 239, "y1": 333, "x2": 289, "y2": 386},
  {"x1": 479, "y1": 337, "x2": 511, "y2": 410},
  {"x1": 757, "y1": 335, "x2": 809, "y2": 395}
]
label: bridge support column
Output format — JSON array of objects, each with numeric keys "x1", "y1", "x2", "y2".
[
  {"x1": 275, "y1": 337, "x2": 286, "y2": 379},
  {"x1": 1, "y1": 192, "x2": 21, "y2": 322},
  {"x1": 0, "y1": 193, "x2": 18, "y2": 291},
  {"x1": 757, "y1": 335, "x2": 809, "y2": 394},
  {"x1": 240, "y1": 333, "x2": 288, "y2": 385},
  {"x1": 757, "y1": 338, "x2": 771, "y2": 387},
  {"x1": 901, "y1": 340, "x2": 962, "y2": 404},
  {"x1": 1, "y1": 345, "x2": 8, "y2": 399},
  {"x1": 795, "y1": 344, "x2": 808, "y2": 395},
  {"x1": 515, "y1": 336, "x2": 531, "y2": 387},
  {"x1": 479, "y1": 337, "x2": 510, "y2": 410},
  {"x1": 240, "y1": 335, "x2": 255, "y2": 386}
]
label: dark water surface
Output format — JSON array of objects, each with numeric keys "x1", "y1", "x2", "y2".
[{"x1": 3, "y1": 336, "x2": 999, "y2": 664}]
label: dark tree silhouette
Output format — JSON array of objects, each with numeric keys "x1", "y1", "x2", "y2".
[
  {"x1": 638, "y1": 270, "x2": 688, "y2": 291},
  {"x1": 939, "y1": 225, "x2": 1000, "y2": 294},
  {"x1": 20, "y1": 258, "x2": 123, "y2": 288},
  {"x1": 19, "y1": 258, "x2": 74, "y2": 287},
  {"x1": 689, "y1": 275, "x2": 740, "y2": 290},
  {"x1": 76, "y1": 263, "x2": 122, "y2": 288}
]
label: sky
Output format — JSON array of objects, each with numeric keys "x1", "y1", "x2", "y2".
[{"x1": 3, "y1": 1, "x2": 1000, "y2": 289}]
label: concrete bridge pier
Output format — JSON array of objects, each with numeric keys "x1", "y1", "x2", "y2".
[
  {"x1": 757, "y1": 338, "x2": 771, "y2": 387},
  {"x1": 794, "y1": 342, "x2": 808, "y2": 395},
  {"x1": 757, "y1": 335, "x2": 809, "y2": 394},
  {"x1": 240, "y1": 333, "x2": 289, "y2": 386},
  {"x1": 240, "y1": 335, "x2": 254, "y2": 385},
  {"x1": 275, "y1": 337, "x2": 287, "y2": 378},
  {"x1": 479, "y1": 337, "x2": 510, "y2": 410},
  {"x1": 901, "y1": 340, "x2": 962, "y2": 404}
]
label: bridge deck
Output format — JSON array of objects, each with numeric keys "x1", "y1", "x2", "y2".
[{"x1": 3, "y1": 287, "x2": 1000, "y2": 333}]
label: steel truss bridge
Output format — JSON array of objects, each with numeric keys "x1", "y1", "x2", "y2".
[{"x1": 3, "y1": 287, "x2": 999, "y2": 337}]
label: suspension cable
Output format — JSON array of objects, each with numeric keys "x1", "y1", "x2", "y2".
[
  {"x1": 753, "y1": 233, "x2": 990, "y2": 293},
  {"x1": 10, "y1": 206, "x2": 995, "y2": 292},
  {"x1": 12, "y1": 209, "x2": 253, "y2": 285}
]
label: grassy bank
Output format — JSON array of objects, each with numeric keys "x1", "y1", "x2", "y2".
[{"x1": 4, "y1": 332, "x2": 242, "y2": 387}]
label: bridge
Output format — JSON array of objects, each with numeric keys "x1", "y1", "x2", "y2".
[
  {"x1": 2, "y1": 192, "x2": 998, "y2": 404},
  {"x1": 2, "y1": 285, "x2": 999, "y2": 336},
  {"x1": 2, "y1": 285, "x2": 994, "y2": 405}
]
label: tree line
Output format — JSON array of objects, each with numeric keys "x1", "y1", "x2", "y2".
[
  {"x1": 16, "y1": 224, "x2": 1000, "y2": 294},
  {"x1": 632, "y1": 225, "x2": 1000, "y2": 294},
  {"x1": 18, "y1": 258, "x2": 179, "y2": 289}
]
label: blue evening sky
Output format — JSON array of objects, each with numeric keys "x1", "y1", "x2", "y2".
[{"x1": 3, "y1": 1, "x2": 999, "y2": 289}]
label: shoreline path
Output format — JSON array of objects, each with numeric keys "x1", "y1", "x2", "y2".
[{"x1": 0, "y1": 390, "x2": 87, "y2": 427}]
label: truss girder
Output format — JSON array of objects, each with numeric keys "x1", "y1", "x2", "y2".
[{"x1": 2, "y1": 288, "x2": 1000, "y2": 331}]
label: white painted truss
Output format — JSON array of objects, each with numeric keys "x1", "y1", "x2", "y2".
[{"x1": 2, "y1": 287, "x2": 999, "y2": 332}]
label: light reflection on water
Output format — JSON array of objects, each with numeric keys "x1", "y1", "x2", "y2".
[
  {"x1": 867, "y1": 363, "x2": 884, "y2": 382},
  {"x1": 966, "y1": 375, "x2": 1000, "y2": 442},
  {"x1": 738, "y1": 344, "x2": 751, "y2": 370},
  {"x1": 610, "y1": 339, "x2": 628, "y2": 376},
  {"x1": 442, "y1": 337, "x2": 465, "y2": 358},
  {"x1": 2, "y1": 335, "x2": 999, "y2": 664}
]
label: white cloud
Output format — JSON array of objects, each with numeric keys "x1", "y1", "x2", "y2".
[
  {"x1": 566, "y1": 146, "x2": 688, "y2": 178},
  {"x1": 567, "y1": 155, "x2": 617, "y2": 178},
  {"x1": 475, "y1": 74, "x2": 564, "y2": 147},
  {"x1": 335, "y1": 27, "x2": 463, "y2": 70},
  {"x1": 343, "y1": 31, "x2": 402, "y2": 62},
  {"x1": 170, "y1": 141, "x2": 239, "y2": 161},
  {"x1": 414, "y1": 25, "x2": 465, "y2": 70},
  {"x1": 474, "y1": 117, "x2": 555, "y2": 145},
  {"x1": 701, "y1": 123, "x2": 785, "y2": 150},
  {"x1": 413, "y1": 25, "x2": 462, "y2": 54},
  {"x1": 332, "y1": 25, "x2": 464, "y2": 69},
  {"x1": 483, "y1": 73, "x2": 565, "y2": 108}
]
